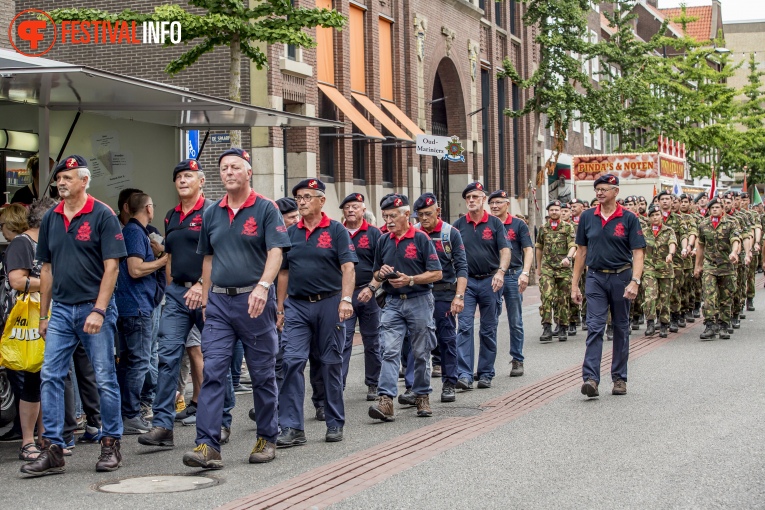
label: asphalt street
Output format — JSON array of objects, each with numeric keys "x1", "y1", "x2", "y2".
[{"x1": 1, "y1": 284, "x2": 764, "y2": 509}]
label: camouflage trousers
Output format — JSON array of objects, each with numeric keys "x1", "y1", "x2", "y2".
[
  {"x1": 733, "y1": 263, "x2": 747, "y2": 314},
  {"x1": 670, "y1": 266, "x2": 684, "y2": 314},
  {"x1": 569, "y1": 272, "x2": 587, "y2": 324},
  {"x1": 747, "y1": 253, "x2": 758, "y2": 299},
  {"x1": 702, "y1": 272, "x2": 736, "y2": 323},
  {"x1": 539, "y1": 274, "x2": 571, "y2": 325},
  {"x1": 643, "y1": 275, "x2": 672, "y2": 324},
  {"x1": 694, "y1": 271, "x2": 702, "y2": 308},
  {"x1": 682, "y1": 267, "x2": 695, "y2": 311},
  {"x1": 630, "y1": 283, "x2": 644, "y2": 318}
]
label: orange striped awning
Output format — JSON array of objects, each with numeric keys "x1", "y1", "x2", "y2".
[
  {"x1": 352, "y1": 93, "x2": 412, "y2": 142},
  {"x1": 317, "y1": 84, "x2": 384, "y2": 140},
  {"x1": 381, "y1": 100, "x2": 425, "y2": 138}
]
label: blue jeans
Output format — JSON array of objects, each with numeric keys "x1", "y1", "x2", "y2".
[
  {"x1": 342, "y1": 287, "x2": 381, "y2": 387},
  {"x1": 456, "y1": 276, "x2": 500, "y2": 382},
  {"x1": 583, "y1": 270, "x2": 632, "y2": 383},
  {"x1": 378, "y1": 293, "x2": 436, "y2": 398},
  {"x1": 405, "y1": 299, "x2": 457, "y2": 387},
  {"x1": 117, "y1": 314, "x2": 153, "y2": 419},
  {"x1": 496, "y1": 269, "x2": 525, "y2": 362},
  {"x1": 41, "y1": 299, "x2": 122, "y2": 446},
  {"x1": 140, "y1": 303, "x2": 162, "y2": 406}
]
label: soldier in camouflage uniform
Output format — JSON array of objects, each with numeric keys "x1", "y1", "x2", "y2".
[
  {"x1": 678, "y1": 194, "x2": 699, "y2": 324},
  {"x1": 740, "y1": 192, "x2": 761, "y2": 311},
  {"x1": 624, "y1": 196, "x2": 647, "y2": 330},
  {"x1": 643, "y1": 205, "x2": 677, "y2": 337},
  {"x1": 569, "y1": 199, "x2": 588, "y2": 331},
  {"x1": 535, "y1": 200, "x2": 576, "y2": 342},
  {"x1": 723, "y1": 192, "x2": 753, "y2": 330},
  {"x1": 691, "y1": 192, "x2": 709, "y2": 316},
  {"x1": 695, "y1": 198, "x2": 742, "y2": 340},
  {"x1": 656, "y1": 190, "x2": 689, "y2": 332}
]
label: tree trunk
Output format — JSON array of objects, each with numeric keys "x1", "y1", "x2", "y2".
[
  {"x1": 527, "y1": 109, "x2": 542, "y2": 286},
  {"x1": 229, "y1": 33, "x2": 242, "y2": 148}
]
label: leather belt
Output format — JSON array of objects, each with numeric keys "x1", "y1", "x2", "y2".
[
  {"x1": 469, "y1": 269, "x2": 498, "y2": 280},
  {"x1": 387, "y1": 291, "x2": 429, "y2": 300},
  {"x1": 595, "y1": 264, "x2": 631, "y2": 274},
  {"x1": 173, "y1": 279, "x2": 196, "y2": 289},
  {"x1": 211, "y1": 285, "x2": 255, "y2": 296},
  {"x1": 290, "y1": 290, "x2": 340, "y2": 303},
  {"x1": 432, "y1": 282, "x2": 457, "y2": 292}
]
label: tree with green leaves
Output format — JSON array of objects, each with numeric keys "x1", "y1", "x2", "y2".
[
  {"x1": 731, "y1": 53, "x2": 765, "y2": 185},
  {"x1": 48, "y1": 0, "x2": 345, "y2": 147}
]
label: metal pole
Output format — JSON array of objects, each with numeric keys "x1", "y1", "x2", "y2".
[{"x1": 282, "y1": 126, "x2": 289, "y2": 198}]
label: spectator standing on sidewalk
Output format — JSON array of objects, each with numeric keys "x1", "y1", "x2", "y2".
[{"x1": 22, "y1": 155, "x2": 127, "y2": 476}]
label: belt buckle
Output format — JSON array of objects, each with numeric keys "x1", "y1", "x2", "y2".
[
  {"x1": 226, "y1": 287, "x2": 237, "y2": 296},
  {"x1": 400, "y1": 294, "x2": 408, "y2": 300},
  {"x1": 309, "y1": 294, "x2": 320, "y2": 303}
]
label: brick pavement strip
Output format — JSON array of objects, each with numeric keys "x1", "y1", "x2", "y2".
[{"x1": 220, "y1": 272, "x2": 743, "y2": 510}]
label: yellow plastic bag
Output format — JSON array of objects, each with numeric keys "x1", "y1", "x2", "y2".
[{"x1": 0, "y1": 293, "x2": 44, "y2": 372}]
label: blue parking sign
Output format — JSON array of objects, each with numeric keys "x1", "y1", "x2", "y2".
[{"x1": 186, "y1": 130, "x2": 199, "y2": 159}]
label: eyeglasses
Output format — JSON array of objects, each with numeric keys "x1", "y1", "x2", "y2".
[
  {"x1": 382, "y1": 213, "x2": 401, "y2": 221},
  {"x1": 488, "y1": 201, "x2": 508, "y2": 207},
  {"x1": 594, "y1": 187, "x2": 617, "y2": 194},
  {"x1": 465, "y1": 194, "x2": 484, "y2": 201},
  {"x1": 294, "y1": 195, "x2": 320, "y2": 203}
]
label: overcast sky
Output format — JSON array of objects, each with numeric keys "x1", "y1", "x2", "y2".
[{"x1": 658, "y1": 0, "x2": 765, "y2": 23}]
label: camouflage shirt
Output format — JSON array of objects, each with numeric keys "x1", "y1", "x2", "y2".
[
  {"x1": 536, "y1": 220, "x2": 575, "y2": 276},
  {"x1": 661, "y1": 211, "x2": 688, "y2": 268},
  {"x1": 644, "y1": 224, "x2": 678, "y2": 278},
  {"x1": 697, "y1": 215, "x2": 741, "y2": 276},
  {"x1": 680, "y1": 212, "x2": 698, "y2": 269}
]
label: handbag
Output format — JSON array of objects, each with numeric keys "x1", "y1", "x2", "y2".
[{"x1": 0, "y1": 291, "x2": 44, "y2": 372}]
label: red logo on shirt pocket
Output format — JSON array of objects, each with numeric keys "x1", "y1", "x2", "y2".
[
  {"x1": 435, "y1": 240, "x2": 444, "y2": 252},
  {"x1": 76, "y1": 222, "x2": 92, "y2": 242},
  {"x1": 507, "y1": 229, "x2": 517, "y2": 241},
  {"x1": 613, "y1": 222, "x2": 626, "y2": 238},
  {"x1": 115, "y1": 233, "x2": 124, "y2": 241},
  {"x1": 482, "y1": 228, "x2": 494, "y2": 240},
  {"x1": 404, "y1": 243, "x2": 418, "y2": 259},
  {"x1": 317, "y1": 231, "x2": 333, "y2": 249},
  {"x1": 357, "y1": 235, "x2": 370, "y2": 249},
  {"x1": 242, "y1": 217, "x2": 258, "y2": 237},
  {"x1": 189, "y1": 214, "x2": 203, "y2": 232}
]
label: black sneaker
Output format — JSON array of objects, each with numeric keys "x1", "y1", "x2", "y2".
[
  {"x1": 175, "y1": 402, "x2": 197, "y2": 422},
  {"x1": 325, "y1": 427, "x2": 343, "y2": 443},
  {"x1": 315, "y1": 406, "x2": 325, "y2": 421},
  {"x1": 456, "y1": 378, "x2": 473, "y2": 390},
  {"x1": 606, "y1": 325, "x2": 614, "y2": 341},
  {"x1": 476, "y1": 378, "x2": 491, "y2": 389},
  {"x1": 138, "y1": 427, "x2": 174, "y2": 447},
  {"x1": 249, "y1": 407, "x2": 257, "y2": 422},
  {"x1": 366, "y1": 385, "x2": 378, "y2": 402},
  {"x1": 440, "y1": 382, "x2": 456, "y2": 403},
  {"x1": 276, "y1": 427, "x2": 307, "y2": 448},
  {"x1": 398, "y1": 389, "x2": 416, "y2": 406}
]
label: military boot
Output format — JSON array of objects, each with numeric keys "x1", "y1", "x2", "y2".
[
  {"x1": 558, "y1": 324, "x2": 567, "y2": 342},
  {"x1": 718, "y1": 322, "x2": 730, "y2": 339},
  {"x1": 644, "y1": 320, "x2": 656, "y2": 336},
  {"x1": 631, "y1": 317, "x2": 639, "y2": 331},
  {"x1": 659, "y1": 323, "x2": 669, "y2": 338},
  {"x1": 540, "y1": 323, "x2": 553, "y2": 342},
  {"x1": 685, "y1": 310, "x2": 695, "y2": 323},
  {"x1": 677, "y1": 314, "x2": 686, "y2": 328},
  {"x1": 739, "y1": 309, "x2": 746, "y2": 320},
  {"x1": 692, "y1": 305, "x2": 701, "y2": 318},
  {"x1": 638, "y1": 314, "x2": 645, "y2": 325},
  {"x1": 551, "y1": 323, "x2": 561, "y2": 336},
  {"x1": 669, "y1": 314, "x2": 679, "y2": 333},
  {"x1": 568, "y1": 323, "x2": 577, "y2": 336},
  {"x1": 732, "y1": 317, "x2": 741, "y2": 329},
  {"x1": 747, "y1": 298, "x2": 755, "y2": 311},
  {"x1": 699, "y1": 322, "x2": 717, "y2": 340}
]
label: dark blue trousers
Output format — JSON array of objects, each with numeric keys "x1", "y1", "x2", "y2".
[
  {"x1": 583, "y1": 270, "x2": 632, "y2": 383},
  {"x1": 196, "y1": 290, "x2": 279, "y2": 450},
  {"x1": 456, "y1": 277, "x2": 500, "y2": 382},
  {"x1": 342, "y1": 287, "x2": 381, "y2": 387},
  {"x1": 280, "y1": 296, "x2": 345, "y2": 430},
  {"x1": 405, "y1": 299, "x2": 457, "y2": 387}
]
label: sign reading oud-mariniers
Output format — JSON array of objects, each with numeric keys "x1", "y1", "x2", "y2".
[
  {"x1": 415, "y1": 134, "x2": 465, "y2": 162},
  {"x1": 9, "y1": 9, "x2": 183, "y2": 57}
]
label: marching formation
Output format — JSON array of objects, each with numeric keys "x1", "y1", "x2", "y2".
[{"x1": 6, "y1": 151, "x2": 762, "y2": 477}]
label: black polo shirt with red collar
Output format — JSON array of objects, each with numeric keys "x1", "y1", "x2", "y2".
[
  {"x1": 453, "y1": 211, "x2": 509, "y2": 276},
  {"x1": 36, "y1": 194, "x2": 127, "y2": 305},
  {"x1": 575, "y1": 204, "x2": 646, "y2": 270},
  {"x1": 500, "y1": 214, "x2": 533, "y2": 270},
  {"x1": 345, "y1": 219, "x2": 382, "y2": 286},
  {"x1": 164, "y1": 195, "x2": 213, "y2": 283},
  {"x1": 282, "y1": 212, "x2": 358, "y2": 296},
  {"x1": 373, "y1": 225, "x2": 442, "y2": 296},
  {"x1": 197, "y1": 190, "x2": 291, "y2": 288}
]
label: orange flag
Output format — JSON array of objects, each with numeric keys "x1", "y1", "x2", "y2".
[
  {"x1": 743, "y1": 174, "x2": 748, "y2": 192},
  {"x1": 653, "y1": 185, "x2": 657, "y2": 197}
]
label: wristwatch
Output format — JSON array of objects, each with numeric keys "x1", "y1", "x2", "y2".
[
  {"x1": 455, "y1": 294, "x2": 465, "y2": 300},
  {"x1": 409, "y1": 276, "x2": 415, "y2": 287},
  {"x1": 258, "y1": 281, "x2": 271, "y2": 290},
  {"x1": 521, "y1": 271, "x2": 530, "y2": 277},
  {"x1": 197, "y1": 277, "x2": 204, "y2": 285},
  {"x1": 631, "y1": 277, "x2": 641, "y2": 285},
  {"x1": 342, "y1": 296, "x2": 353, "y2": 304}
]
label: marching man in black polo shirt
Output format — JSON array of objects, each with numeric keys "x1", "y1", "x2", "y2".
[
  {"x1": 367, "y1": 194, "x2": 442, "y2": 421},
  {"x1": 182, "y1": 148, "x2": 291, "y2": 469},
  {"x1": 277, "y1": 179, "x2": 357, "y2": 446},
  {"x1": 339, "y1": 193, "x2": 383, "y2": 402},
  {"x1": 22, "y1": 155, "x2": 127, "y2": 476},
  {"x1": 572, "y1": 174, "x2": 645, "y2": 398},
  {"x1": 452, "y1": 182, "x2": 510, "y2": 390}
]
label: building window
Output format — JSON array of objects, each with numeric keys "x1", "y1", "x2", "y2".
[
  {"x1": 509, "y1": 0, "x2": 517, "y2": 35},
  {"x1": 319, "y1": 91, "x2": 337, "y2": 180},
  {"x1": 349, "y1": 4, "x2": 366, "y2": 93},
  {"x1": 583, "y1": 122, "x2": 591, "y2": 148},
  {"x1": 479, "y1": 0, "x2": 486, "y2": 12},
  {"x1": 382, "y1": 128, "x2": 394, "y2": 186},
  {"x1": 481, "y1": 68, "x2": 491, "y2": 185},
  {"x1": 378, "y1": 17, "x2": 394, "y2": 101},
  {"x1": 590, "y1": 30, "x2": 599, "y2": 81},
  {"x1": 495, "y1": 0, "x2": 504, "y2": 28},
  {"x1": 572, "y1": 110, "x2": 581, "y2": 132},
  {"x1": 352, "y1": 123, "x2": 366, "y2": 183},
  {"x1": 594, "y1": 128, "x2": 601, "y2": 150},
  {"x1": 512, "y1": 82, "x2": 520, "y2": 195},
  {"x1": 287, "y1": 0, "x2": 297, "y2": 60},
  {"x1": 497, "y1": 77, "x2": 506, "y2": 190},
  {"x1": 316, "y1": 0, "x2": 335, "y2": 84}
]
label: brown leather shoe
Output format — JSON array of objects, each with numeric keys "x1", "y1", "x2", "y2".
[
  {"x1": 95, "y1": 437, "x2": 122, "y2": 472},
  {"x1": 20, "y1": 438, "x2": 65, "y2": 477},
  {"x1": 248, "y1": 437, "x2": 276, "y2": 464},
  {"x1": 368, "y1": 395, "x2": 395, "y2": 422},
  {"x1": 612, "y1": 379, "x2": 627, "y2": 395},
  {"x1": 183, "y1": 443, "x2": 223, "y2": 469},
  {"x1": 581, "y1": 379, "x2": 599, "y2": 398},
  {"x1": 415, "y1": 395, "x2": 432, "y2": 417},
  {"x1": 138, "y1": 427, "x2": 174, "y2": 447}
]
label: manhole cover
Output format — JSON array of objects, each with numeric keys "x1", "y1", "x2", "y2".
[
  {"x1": 96, "y1": 474, "x2": 219, "y2": 494},
  {"x1": 437, "y1": 406, "x2": 483, "y2": 417}
]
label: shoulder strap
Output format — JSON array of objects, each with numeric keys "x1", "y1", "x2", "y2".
[{"x1": 440, "y1": 222, "x2": 453, "y2": 261}]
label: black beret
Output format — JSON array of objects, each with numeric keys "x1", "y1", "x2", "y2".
[
  {"x1": 413, "y1": 192, "x2": 438, "y2": 211},
  {"x1": 647, "y1": 205, "x2": 661, "y2": 215},
  {"x1": 708, "y1": 198, "x2": 721, "y2": 209},
  {"x1": 292, "y1": 178, "x2": 326, "y2": 196},
  {"x1": 593, "y1": 174, "x2": 619, "y2": 188},
  {"x1": 276, "y1": 197, "x2": 297, "y2": 215},
  {"x1": 560, "y1": 202, "x2": 570, "y2": 209},
  {"x1": 547, "y1": 200, "x2": 563, "y2": 210},
  {"x1": 488, "y1": 190, "x2": 509, "y2": 201},
  {"x1": 52, "y1": 155, "x2": 88, "y2": 180},
  {"x1": 617, "y1": 198, "x2": 625, "y2": 205},
  {"x1": 218, "y1": 148, "x2": 251, "y2": 166},
  {"x1": 173, "y1": 159, "x2": 202, "y2": 181},
  {"x1": 462, "y1": 181, "x2": 486, "y2": 199},
  {"x1": 722, "y1": 191, "x2": 735, "y2": 200},
  {"x1": 569, "y1": 198, "x2": 584, "y2": 205},
  {"x1": 740, "y1": 192, "x2": 749, "y2": 199},
  {"x1": 694, "y1": 192, "x2": 707, "y2": 203},
  {"x1": 339, "y1": 193, "x2": 365, "y2": 209},
  {"x1": 678, "y1": 193, "x2": 690, "y2": 201},
  {"x1": 623, "y1": 196, "x2": 636, "y2": 205},
  {"x1": 379, "y1": 193, "x2": 396, "y2": 208},
  {"x1": 380, "y1": 194, "x2": 409, "y2": 210},
  {"x1": 656, "y1": 190, "x2": 673, "y2": 199}
]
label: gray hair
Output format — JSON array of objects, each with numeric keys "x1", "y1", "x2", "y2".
[
  {"x1": 77, "y1": 167, "x2": 92, "y2": 190},
  {"x1": 363, "y1": 210, "x2": 376, "y2": 224},
  {"x1": 27, "y1": 197, "x2": 58, "y2": 228}
]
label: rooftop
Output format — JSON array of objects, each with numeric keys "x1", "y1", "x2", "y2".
[{"x1": 659, "y1": 5, "x2": 713, "y2": 42}]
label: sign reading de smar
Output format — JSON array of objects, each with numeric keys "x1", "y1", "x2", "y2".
[{"x1": 415, "y1": 134, "x2": 450, "y2": 157}]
